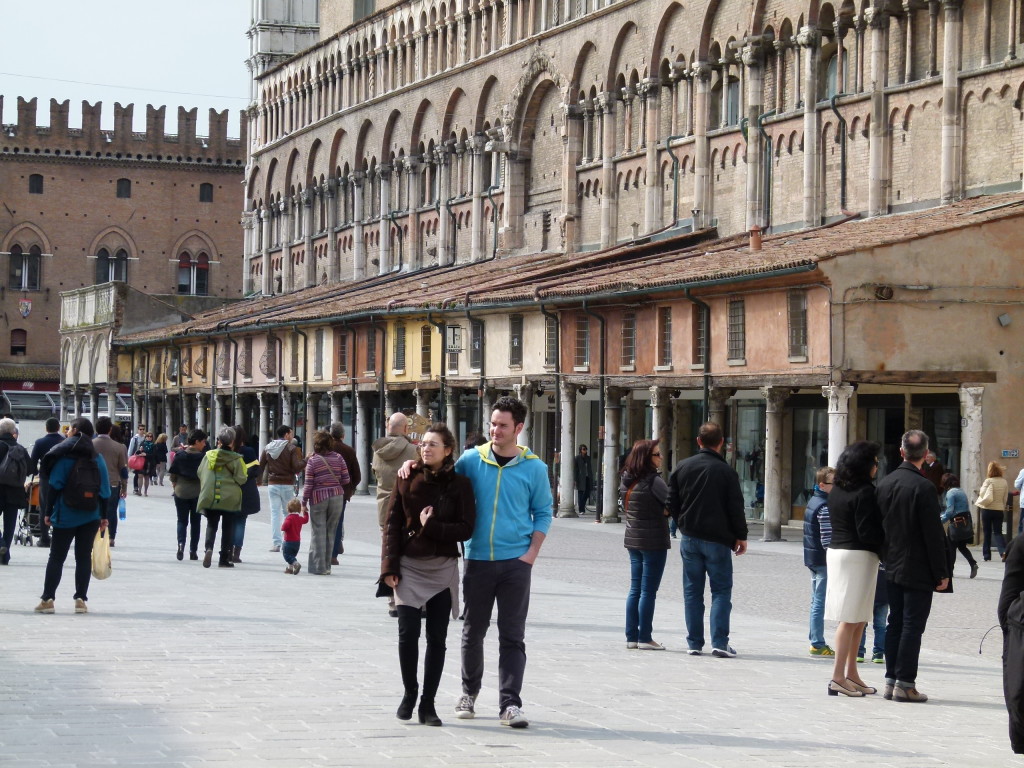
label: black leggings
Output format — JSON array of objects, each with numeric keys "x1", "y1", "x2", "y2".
[
  {"x1": 204, "y1": 511, "x2": 237, "y2": 563},
  {"x1": 42, "y1": 519, "x2": 101, "y2": 601},
  {"x1": 397, "y1": 587, "x2": 453, "y2": 700}
]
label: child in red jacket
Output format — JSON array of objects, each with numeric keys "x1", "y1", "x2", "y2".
[{"x1": 281, "y1": 497, "x2": 309, "y2": 574}]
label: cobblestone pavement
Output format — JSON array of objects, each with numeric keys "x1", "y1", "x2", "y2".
[{"x1": 0, "y1": 484, "x2": 1014, "y2": 766}]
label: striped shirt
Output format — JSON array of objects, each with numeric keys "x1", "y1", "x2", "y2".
[{"x1": 301, "y1": 451, "x2": 350, "y2": 506}]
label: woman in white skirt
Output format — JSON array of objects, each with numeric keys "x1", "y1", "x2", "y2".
[{"x1": 824, "y1": 440, "x2": 885, "y2": 697}]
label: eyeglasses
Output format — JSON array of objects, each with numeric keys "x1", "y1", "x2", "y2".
[
  {"x1": 652, "y1": 452, "x2": 662, "y2": 457},
  {"x1": 420, "y1": 441, "x2": 444, "y2": 449}
]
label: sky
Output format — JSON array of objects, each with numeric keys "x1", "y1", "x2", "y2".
[{"x1": 2, "y1": 1, "x2": 251, "y2": 138}]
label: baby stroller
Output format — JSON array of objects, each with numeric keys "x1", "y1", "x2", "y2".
[{"x1": 14, "y1": 476, "x2": 43, "y2": 547}]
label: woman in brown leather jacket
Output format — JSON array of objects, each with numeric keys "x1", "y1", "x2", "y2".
[{"x1": 381, "y1": 423, "x2": 475, "y2": 727}]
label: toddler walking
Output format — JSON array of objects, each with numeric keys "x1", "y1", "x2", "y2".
[{"x1": 281, "y1": 498, "x2": 309, "y2": 574}]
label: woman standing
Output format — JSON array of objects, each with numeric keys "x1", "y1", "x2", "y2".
[
  {"x1": 197, "y1": 427, "x2": 247, "y2": 568},
  {"x1": 152, "y1": 434, "x2": 169, "y2": 486},
  {"x1": 824, "y1": 441, "x2": 885, "y2": 697},
  {"x1": 941, "y1": 473, "x2": 979, "y2": 578},
  {"x1": 133, "y1": 431, "x2": 154, "y2": 496},
  {"x1": 230, "y1": 424, "x2": 259, "y2": 564},
  {"x1": 978, "y1": 462, "x2": 1010, "y2": 562},
  {"x1": 620, "y1": 439, "x2": 670, "y2": 651},
  {"x1": 381, "y1": 423, "x2": 475, "y2": 726},
  {"x1": 301, "y1": 430, "x2": 350, "y2": 575}
]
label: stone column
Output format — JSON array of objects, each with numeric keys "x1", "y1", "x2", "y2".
[
  {"x1": 470, "y1": 135, "x2": 487, "y2": 261},
  {"x1": 355, "y1": 391, "x2": 371, "y2": 495},
  {"x1": 414, "y1": 388, "x2": 429, "y2": 419},
  {"x1": 351, "y1": 172, "x2": 366, "y2": 280},
  {"x1": 743, "y1": 42, "x2": 765, "y2": 231},
  {"x1": 378, "y1": 164, "x2": 393, "y2": 274},
  {"x1": 940, "y1": 0, "x2": 963, "y2": 204},
  {"x1": 959, "y1": 385, "x2": 984, "y2": 523},
  {"x1": 281, "y1": 391, "x2": 293, "y2": 428},
  {"x1": 436, "y1": 147, "x2": 452, "y2": 265},
  {"x1": 233, "y1": 395, "x2": 244, "y2": 429},
  {"x1": 146, "y1": 398, "x2": 155, "y2": 432},
  {"x1": 196, "y1": 393, "x2": 208, "y2": 431},
  {"x1": 132, "y1": 395, "x2": 142, "y2": 430},
  {"x1": 481, "y1": 387, "x2": 496, "y2": 425},
  {"x1": 650, "y1": 386, "x2": 670, "y2": 478},
  {"x1": 258, "y1": 391, "x2": 271, "y2": 455},
  {"x1": 325, "y1": 179, "x2": 338, "y2": 283},
  {"x1": 641, "y1": 78, "x2": 662, "y2": 234},
  {"x1": 164, "y1": 396, "x2": 174, "y2": 436},
  {"x1": 558, "y1": 382, "x2": 578, "y2": 517},
  {"x1": 405, "y1": 156, "x2": 422, "y2": 270},
  {"x1": 761, "y1": 386, "x2": 789, "y2": 542},
  {"x1": 279, "y1": 198, "x2": 293, "y2": 293},
  {"x1": 513, "y1": 382, "x2": 533, "y2": 447},
  {"x1": 212, "y1": 394, "x2": 227, "y2": 437},
  {"x1": 798, "y1": 25, "x2": 822, "y2": 227},
  {"x1": 106, "y1": 386, "x2": 118, "y2": 420},
  {"x1": 562, "y1": 102, "x2": 583, "y2": 253},
  {"x1": 708, "y1": 388, "x2": 734, "y2": 430},
  {"x1": 306, "y1": 392, "x2": 322, "y2": 438},
  {"x1": 241, "y1": 211, "x2": 255, "y2": 296},
  {"x1": 822, "y1": 383, "x2": 855, "y2": 467},
  {"x1": 331, "y1": 390, "x2": 344, "y2": 423},
  {"x1": 602, "y1": 387, "x2": 623, "y2": 522},
  {"x1": 691, "y1": 62, "x2": 712, "y2": 229},
  {"x1": 598, "y1": 91, "x2": 618, "y2": 247},
  {"x1": 303, "y1": 188, "x2": 317, "y2": 287},
  {"x1": 260, "y1": 207, "x2": 272, "y2": 295},
  {"x1": 867, "y1": 8, "x2": 890, "y2": 217}
]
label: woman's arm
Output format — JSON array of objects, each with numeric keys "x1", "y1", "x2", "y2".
[
  {"x1": 421, "y1": 478, "x2": 476, "y2": 543},
  {"x1": 381, "y1": 478, "x2": 408, "y2": 576}
]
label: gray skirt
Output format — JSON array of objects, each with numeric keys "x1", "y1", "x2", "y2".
[{"x1": 394, "y1": 555, "x2": 460, "y2": 615}]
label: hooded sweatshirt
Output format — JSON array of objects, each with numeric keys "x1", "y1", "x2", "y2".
[
  {"x1": 455, "y1": 442, "x2": 553, "y2": 561},
  {"x1": 259, "y1": 438, "x2": 306, "y2": 485},
  {"x1": 371, "y1": 434, "x2": 418, "y2": 495},
  {"x1": 197, "y1": 446, "x2": 247, "y2": 514}
]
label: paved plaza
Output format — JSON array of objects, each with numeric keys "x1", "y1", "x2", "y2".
[{"x1": 0, "y1": 483, "x2": 1016, "y2": 766}]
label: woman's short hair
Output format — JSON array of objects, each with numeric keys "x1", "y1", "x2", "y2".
[
  {"x1": 424, "y1": 423, "x2": 456, "y2": 470},
  {"x1": 312, "y1": 430, "x2": 333, "y2": 454},
  {"x1": 622, "y1": 439, "x2": 658, "y2": 478},
  {"x1": 941, "y1": 472, "x2": 960, "y2": 490},
  {"x1": 216, "y1": 426, "x2": 236, "y2": 448},
  {"x1": 988, "y1": 461, "x2": 1005, "y2": 478},
  {"x1": 834, "y1": 441, "x2": 880, "y2": 490}
]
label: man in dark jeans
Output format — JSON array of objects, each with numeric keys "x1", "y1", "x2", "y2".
[
  {"x1": 667, "y1": 422, "x2": 748, "y2": 658},
  {"x1": 876, "y1": 429, "x2": 949, "y2": 702},
  {"x1": 29, "y1": 417, "x2": 64, "y2": 546}
]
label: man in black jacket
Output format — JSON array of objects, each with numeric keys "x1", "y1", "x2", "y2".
[
  {"x1": 29, "y1": 417, "x2": 64, "y2": 546},
  {"x1": 876, "y1": 429, "x2": 949, "y2": 703},
  {"x1": 667, "y1": 422, "x2": 747, "y2": 658}
]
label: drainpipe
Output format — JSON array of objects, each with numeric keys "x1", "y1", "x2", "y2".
[
  {"x1": 829, "y1": 94, "x2": 850, "y2": 213},
  {"x1": 756, "y1": 110, "x2": 776, "y2": 230},
  {"x1": 665, "y1": 135, "x2": 686, "y2": 225},
  {"x1": 427, "y1": 311, "x2": 447, "y2": 422},
  {"x1": 684, "y1": 288, "x2": 711, "y2": 419},
  {"x1": 581, "y1": 299, "x2": 606, "y2": 521},
  {"x1": 464, "y1": 297, "x2": 485, "y2": 433},
  {"x1": 445, "y1": 195, "x2": 458, "y2": 263},
  {"x1": 485, "y1": 184, "x2": 500, "y2": 261},
  {"x1": 387, "y1": 210, "x2": 404, "y2": 271},
  {"x1": 291, "y1": 325, "x2": 309, "y2": 445},
  {"x1": 207, "y1": 338, "x2": 216, "y2": 434},
  {"x1": 539, "y1": 301, "x2": 561, "y2": 505},
  {"x1": 225, "y1": 332, "x2": 239, "y2": 431}
]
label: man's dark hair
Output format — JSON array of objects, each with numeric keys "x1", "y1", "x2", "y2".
[
  {"x1": 187, "y1": 429, "x2": 207, "y2": 446},
  {"x1": 902, "y1": 429, "x2": 929, "y2": 462},
  {"x1": 71, "y1": 417, "x2": 94, "y2": 438},
  {"x1": 95, "y1": 416, "x2": 112, "y2": 435},
  {"x1": 834, "y1": 441, "x2": 881, "y2": 490},
  {"x1": 697, "y1": 422, "x2": 724, "y2": 449},
  {"x1": 44, "y1": 417, "x2": 60, "y2": 433},
  {"x1": 492, "y1": 396, "x2": 527, "y2": 426},
  {"x1": 276, "y1": 424, "x2": 293, "y2": 438}
]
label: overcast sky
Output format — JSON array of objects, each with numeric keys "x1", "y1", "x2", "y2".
[{"x1": 2, "y1": 1, "x2": 251, "y2": 137}]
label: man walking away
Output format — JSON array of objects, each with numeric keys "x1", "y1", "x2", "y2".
[
  {"x1": 667, "y1": 422, "x2": 748, "y2": 658},
  {"x1": 259, "y1": 425, "x2": 306, "y2": 553},
  {"x1": 92, "y1": 417, "x2": 128, "y2": 548},
  {"x1": 29, "y1": 417, "x2": 64, "y2": 546},
  {"x1": 876, "y1": 429, "x2": 949, "y2": 703}
]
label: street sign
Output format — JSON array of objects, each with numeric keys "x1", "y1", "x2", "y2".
[{"x1": 1002, "y1": 449, "x2": 1019, "y2": 459}]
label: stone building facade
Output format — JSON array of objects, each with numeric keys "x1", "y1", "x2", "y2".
[{"x1": 108, "y1": 0, "x2": 1024, "y2": 536}]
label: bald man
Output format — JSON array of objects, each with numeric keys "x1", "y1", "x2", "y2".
[{"x1": 371, "y1": 413, "x2": 418, "y2": 529}]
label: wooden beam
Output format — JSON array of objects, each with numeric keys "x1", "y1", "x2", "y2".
[{"x1": 844, "y1": 370, "x2": 997, "y2": 385}]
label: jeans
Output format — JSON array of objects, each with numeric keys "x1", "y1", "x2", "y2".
[
  {"x1": 308, "y1": 494, "x2": 343, "y2": 574},
  {"x1": 174, "y1": 495, "x2": 201, "y2": 554},
  {"x1": 982, "y1": 508, "x2": 1006, "y2": 559},
  {"x1": 267, "y1": 484, "x2": 293, "y2": 548},
  {"x1": 398, "y1": 587, "x2": 453, "y2": 700},
  {"x1": 884, "y1": 581, "x2": 934, "y2": 686},
  {"x1": 0, "y1": 498, "x2": 18, "y2": 562},
  {"x1": 103, "y1": 487, "x2": 120, "y2": 542},
  {"x1": 625, "y1": 548, "x2": 668, "y2": 643},
  {"x1": 233, "y1": 514, "x2": 247, "y2": 549},
  {"x1": 42, "y1": 519, "x2": 101, "y2": 601},
  {"x1": 461, "y1": 557, "x2": 532, "y2": 712},
  {"x1": 858, "y1": 601, "x2": 889, "y2": 657},
  {"x1": 577, "y1": 484, "x2": 590, "y2": 516},
  {"x1": 947, "y1": 534, "x2": 977, "y2": 571},
  {"x1": 680, "y1": 535, "x2": 734, "y2": 651},
  {"x1": 808, "y1": 564, "x2": 828, "y2": 648},
  {"x1": 281, "y1": 540, "x2": 300, "y2": 565},
  {"x1": 203, "y1": 511, "x2": 237, "y2": 563},
  {"x1": 331, "y1": 498, "x2": 348, "y2": 558}
]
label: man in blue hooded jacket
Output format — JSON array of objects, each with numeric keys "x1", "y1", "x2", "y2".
[{"x1": 453, "y1": 396, "x2": 552, "y2": 729}]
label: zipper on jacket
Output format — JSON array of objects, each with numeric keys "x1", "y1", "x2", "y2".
[{"x1": 489, "y1": 466, "x2": 503, "y2": 561}]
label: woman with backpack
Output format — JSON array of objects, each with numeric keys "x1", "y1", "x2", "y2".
[
  {"x1": 34, "y1": 417, "x2": 110, "y2": 614},
  {"x1": 168, "y1": 429, "x2": 207, "y2": 561},
  {"x1": 0, "y1": 417, "x2": 29, "y2": 566},
  {"x1": 197, "y1": 427, "x2": 247, "y2": 568}
]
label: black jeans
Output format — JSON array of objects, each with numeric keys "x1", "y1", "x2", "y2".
[
  {"x1": 982, "y1": 508, "x2": 1007, "y2": 559},
  {"x1": 203, "y1": 511, "x2": 237, "y2": 563},
  {"x1": 174, "y1": 495, "x2": 201, "y2": 554},
  {"x1": 42, "y1": 519, "x2": 101, "y2": 601},
  {"x1": 884, "y1": 581, "x2": 934, "y2": 686},
  {"x1": 0, "y1": 498, "x2": 18, "y2": 561},
  {"x1": 947, "y1": 534, "x2": 977, "y2": 570},
  {"x1": 397, "y1": 587, "x2": 452, "y2": 700},
  {"x1": 461, "y1": 558, "x2": 532, "y2": 712},
  {"x1": 103, "y1": 487, "x2": 120, "y2": 541}
]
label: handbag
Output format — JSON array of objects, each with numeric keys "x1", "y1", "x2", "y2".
[
  {"x1": 948, "y1": 513, "x2": 974, "y2": 544},
  {"x1": 127, "y1": 454, "x2": 146, "y2": 471},
  {"x1": 91, "y1": 528, "x2": 112, "y2": 580}
]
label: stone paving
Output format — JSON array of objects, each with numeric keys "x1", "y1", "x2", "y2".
[{"x1": 0, "y1": 483, "x2": 1016, "y2": 766}]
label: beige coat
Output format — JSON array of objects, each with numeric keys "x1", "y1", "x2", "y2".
[
  {"x1": 371, "y1": 433, "x2": 418, "y2": 528},
  {"x1": 977, "y1": 476, "x2": 1009, "y2": 511}
]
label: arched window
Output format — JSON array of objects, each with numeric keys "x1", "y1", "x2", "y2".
[
  {"x1": 199, "y1": 183, "x2": 214, "y2": 203},
  {"x1": 116, "y1": 178, "x2": 132, "y2": 198},
  {"x1": 28, "y1": 174, "x2": 43, "y2": 194},
  {"x1": 95, "y1": 247, "x2": 128, "y2": 284},
  {"x1": 824, "y1": 53, "x2": 839, "y2": 100},
  {"x1": 177, "y1": 251, "x2": 210, "y2": 295},
  {"x1": 9, "y1": 245, "x2": 41, "y2": 291},
  {"x1": 10, "y1": 329, "x2": 26, "y2": 356}
]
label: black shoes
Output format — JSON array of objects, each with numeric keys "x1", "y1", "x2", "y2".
[
  {"x1": 176, "y1": 544, "x2": 184, "y2": 561},
  {"x1": 418, "y1": 698, "x2": 442, "y2": 726},
  {"x1": 397, "y1": 690, "x2": 417, "y2": 721},
  {"x1": 203, "y1": 550, "x2": 213, "y2": 568}
]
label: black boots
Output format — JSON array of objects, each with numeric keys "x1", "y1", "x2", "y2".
[
  {"x1": 418, "y1": 698, "x2": 442, "y2": 726},
  {"x1": 396, "y1": 689, "x2": 417, "y2": 721},
  {"x1": 231, "y1": 546, "x2": 242, "y2": 563}
]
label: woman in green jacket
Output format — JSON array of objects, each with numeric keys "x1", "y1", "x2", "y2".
[{"x1": 198, "y1": 426, "x2": 247, "y2": 569}]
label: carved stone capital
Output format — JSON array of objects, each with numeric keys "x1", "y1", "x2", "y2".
[
  {"x1": 822, "y1": 383, "x2": 855, "y2": 413},
  {"x1": 760, "y1": 386, "x2": 790, "y2": 412},
  {"x1": 796, "y1": 25, "x2": 821, "y2": 49},
  {"x1": 741, "y1": 42, "x2": 765, "y2": 68},
  {"x1": 690, "y1": 61, "x2": 713, "y2": 81}
]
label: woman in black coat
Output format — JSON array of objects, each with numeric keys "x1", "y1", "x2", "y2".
[
  {"x1": 620, "y1": 439, "x2": 670, "y2": 651},
  {"x1": 230, "y1": 424, "x2": 260, "y2": 564},
  {"x1": 999, "y1": 535, "x2": 1024, "y2": 753}
]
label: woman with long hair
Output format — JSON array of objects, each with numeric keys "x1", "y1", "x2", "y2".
[
  {"x1": 381, "y1": 423, "x2": 474, "y2": 726},
  {"x1": 941, "y1": 473, "x2": 978, "y2": 578},
  {"x1": 620, "y1": 439, "x2": 670, "y2": 650},
  {"x1": 153, "y1": 433, "x2": 169, "y2": 486},
  {"x1": 824, "y1": 440, "x2": 885, "y2": 697},
  {"x1": 301, "y1": 430, "x2": 350, "y2": 575},
  {"x1": 977, "y1": 461, "x2": 1009, "y2": 562},
  {"x1": 230, "y1": 424, "x2": 260, "y2": 563}
]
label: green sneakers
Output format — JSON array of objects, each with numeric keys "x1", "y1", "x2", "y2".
[{"x1": 809, "y1": 645, "x2": 835, "y2": 657}]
